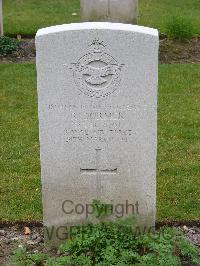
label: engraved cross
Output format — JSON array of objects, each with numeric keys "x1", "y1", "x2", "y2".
[{"x1": 80, "y1": 149, "x2": 117, "y2": 198}]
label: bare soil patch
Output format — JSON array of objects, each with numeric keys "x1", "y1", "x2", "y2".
[
  {"x1": 159, "y1": 37, "x2": 200, "y2": 64},
  {"x1": 0, "y1": 37, "x2": 200, "y2": 64}
]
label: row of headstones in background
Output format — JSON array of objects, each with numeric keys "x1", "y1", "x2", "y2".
[
  {"x1": 36, "y1": 22, "x2": 159, "y2": 246},
  {"x1": 80, "y1": 0, "x2": 138, "y2": 24},
  {"x1": 0, "y1": 0, "x2": 3, "y2": 36}
]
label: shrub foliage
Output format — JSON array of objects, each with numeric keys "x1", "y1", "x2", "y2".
[
  {"x1": 10, "y1": 219, "x2": 200, "y2": 266},
  {"x1": 0, "y1": 36, "x2": 19, "y2": 55}
]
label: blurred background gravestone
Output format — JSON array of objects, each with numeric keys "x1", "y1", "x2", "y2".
[
  {"x1": 81, "y1": 0, "x2": 138, "y2": 24},
  {"x1": 0, "y1": 0, "x2": 3, "y2": 36}
]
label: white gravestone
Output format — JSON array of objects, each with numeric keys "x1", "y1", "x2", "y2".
[
  {"x1": 0, "y1": 0, "x2": 3, "y2": 36},
  {"x1": 81, "y1": 0, "x2": 138, "y2": 24},
  {"x1": 36, "y1": 22, "x2": 158, "y2": 245}
]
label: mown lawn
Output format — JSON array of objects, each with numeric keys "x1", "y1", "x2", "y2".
[
  {"x1": 3, "y1": 0, "x2": 200, "y2": 36},
  {"x1": 140, "y1": 0, "x2": 200, "y2": 36},
  {"x1": 0, "y1": 63, "x2": 200, "y2": 222}
]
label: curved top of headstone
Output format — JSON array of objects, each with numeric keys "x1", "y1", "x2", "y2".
[{"x1": 36, "y1": 22, "x2": 158, "y2": 38}]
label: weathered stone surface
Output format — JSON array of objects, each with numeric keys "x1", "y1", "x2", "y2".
[
  {"x1": 81, "y1": 0, "x2": 138, "y2": 24},
  {"x1": 36, "y1": 22, "x2": 159, "y2": 245}
]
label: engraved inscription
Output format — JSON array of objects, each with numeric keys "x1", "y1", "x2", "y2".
[
  {"x1": 47, "y1": 103, "x2": 135, "y2": 111},
  {"x1": 71, "y1": 111, "x2": 125, "y2": 120},
  {"x1": 65, "y1": 39, "x2": 124, "y2": 98},
  {"x1": 46, "y1": 103, "x2": 134, "y2": 144},
  {"x1": 65, "y1": 129, "x2": 133, "y2": 143}
]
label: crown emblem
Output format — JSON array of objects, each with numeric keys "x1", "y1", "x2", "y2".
[{"x1": 89, "y1": 38, "x2": 106, "y2": 53}]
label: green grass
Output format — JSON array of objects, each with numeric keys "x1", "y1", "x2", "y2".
[
  {"x1": 4, "y1": 0, "x2": 80, "y2": 36},
  {"x1": 157, "y1": 64, "x2": 200, "y2": 221},
  {"x1": 3, "y1": 0, "x2": 200, "y2": 36},
  {"x1": 0, "y1": 63, "x2": 200, "y2": 222},
  {"x1": 140, "y1": 0, "x2": 200, "y2": 36},
  {"x1": 0, "y1": 64, "x2": 42, "y2": 221}
]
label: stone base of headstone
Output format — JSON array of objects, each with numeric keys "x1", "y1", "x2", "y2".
[{"x1": 44, "y1": 215, "x2": 156, "y2": 247}]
